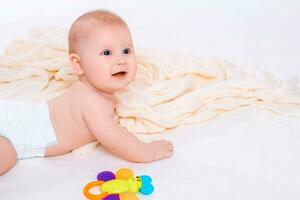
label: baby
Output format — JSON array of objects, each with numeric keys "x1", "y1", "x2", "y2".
[{"x1": 0, "y1": 10, "x2": 173, "y2": 175}]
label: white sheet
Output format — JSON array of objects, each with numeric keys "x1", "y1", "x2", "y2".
[{"x1": 0, "y1": 0, "x2": 300, "y2": 199}]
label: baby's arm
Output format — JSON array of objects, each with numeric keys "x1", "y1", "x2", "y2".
[{"x1": 83, "y1": 100, "x2": 173, "y2": 163}]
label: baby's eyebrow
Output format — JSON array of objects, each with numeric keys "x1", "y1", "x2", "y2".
[
  {"x1": 98, "y1": 44, "x2": 133, "y2": 52},
  {"x1": 99, "y1": 45, "x2": 113, "y2": 49}
]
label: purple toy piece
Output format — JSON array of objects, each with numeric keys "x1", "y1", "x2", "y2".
[
  {"x1": 103, "y1": 194, "x2": 120, "y2": 200},
  {"x1": 97, "y1": 171, "x2": 116, "y2": 182}
]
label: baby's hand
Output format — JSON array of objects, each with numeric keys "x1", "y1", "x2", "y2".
[{"x1": 150, "y1": 139, "x2": 174, "y2": 161}]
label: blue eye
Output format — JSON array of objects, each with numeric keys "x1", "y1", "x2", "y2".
[
  {"x1": 123, "y1": 48, "x2": 130, "y2": 54},
  {"x1": 101, "y1": 50, "x2": 111, "y2": 56}
]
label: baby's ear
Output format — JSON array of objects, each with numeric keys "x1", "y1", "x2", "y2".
[{"x1": 69, "y1": 53, "x2": 84, "y2": 75}]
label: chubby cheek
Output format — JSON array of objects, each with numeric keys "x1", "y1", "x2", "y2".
[
  {"x1": 87, "y1": 68, "x2": 107, "y2": 84},
  {"x1": 128, "y1": 59, "x2": 137, "y2": 79},
  {"x1": 84, "y1": 62, "x2": 110, "y2": 87}
]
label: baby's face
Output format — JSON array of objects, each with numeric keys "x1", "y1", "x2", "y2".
[{"x1": 78, "y1": 25, "x2": 137, "y2": 93}]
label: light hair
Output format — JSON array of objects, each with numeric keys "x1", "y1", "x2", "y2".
[{"x1": 68, "y1": 9, "x2": 128, "y2": 54}]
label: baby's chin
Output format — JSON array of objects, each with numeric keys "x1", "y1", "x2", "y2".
[
  {"x1": 96, "y1": 81, "x2": 132, "y2": 94},
  {"x1": 110, "y1": 82, "x2": 133, "y2": 92},
  {"x1": 88, "y1": 72, "x2": 135, "y2": 94},
  {"x1": 111, "y1": 74, "x2": 135, "y2": 90}
]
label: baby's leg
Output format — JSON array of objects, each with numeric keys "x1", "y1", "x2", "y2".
[{"x1": 0, "y1": 136, "x2": 17, "y2": 175}]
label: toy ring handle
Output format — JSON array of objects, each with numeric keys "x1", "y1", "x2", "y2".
[{"x1": 83, "y1": 180, "x2": 108, "y2": 200}]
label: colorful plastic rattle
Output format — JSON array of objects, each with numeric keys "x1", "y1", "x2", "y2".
[{"x1": 83, "y1": 168, "x2": 154, "y2": 200}]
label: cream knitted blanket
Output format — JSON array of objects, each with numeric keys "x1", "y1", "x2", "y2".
[{"x1": 1, "y1": 28, "x2": 300, "y2": 152}]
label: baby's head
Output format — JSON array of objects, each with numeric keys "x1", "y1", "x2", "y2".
[{"x1": 68, "y1": 10, "x2": 137, "y2": 94}]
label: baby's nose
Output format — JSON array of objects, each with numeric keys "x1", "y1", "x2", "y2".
[{"x1": 116, "y1": 57, "x2": 126, "y2": 65}]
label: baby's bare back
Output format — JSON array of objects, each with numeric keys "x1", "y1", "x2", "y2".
[
  {"x1": 45, "y1": 80, "x2": 173, "y2": 162},
  {"x1": 45, "y1": 81, "x2": 110, "y2": 156}
]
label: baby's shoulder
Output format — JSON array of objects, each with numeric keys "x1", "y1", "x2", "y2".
[
  {"x1": 81, "y1": 91, "x2": 115, "y2": 118},
  {"x1": 81, "y1": 97, "x2": 115, "y2": 126},
  {"x1": 86, "y1": 93, "x2": 113, "y2": 109},
  {"x1": 68, "y1": 81, "x2": 115, "y2": 118}
]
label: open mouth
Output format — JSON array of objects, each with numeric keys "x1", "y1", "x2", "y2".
[{"x1": 112, "y1": 71, "x2": 127, "y2": 77}]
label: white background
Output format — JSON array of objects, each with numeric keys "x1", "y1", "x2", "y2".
[{"x1": 0, "y1": 0, "x2": 299, "y2": 75}]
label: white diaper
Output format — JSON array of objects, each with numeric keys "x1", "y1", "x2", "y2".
[{"x1": 0, "y1": 99, "x2": 57, "y2": 159}]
